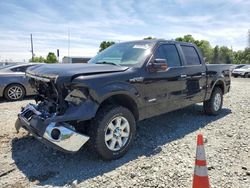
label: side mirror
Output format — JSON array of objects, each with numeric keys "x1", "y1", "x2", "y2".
[{"x1": 147, "y1": 59, "x2": 168, "y2": 72}]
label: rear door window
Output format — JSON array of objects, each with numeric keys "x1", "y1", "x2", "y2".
[{"x1": 181, "y1": 45, "x2": 201, "y2": 66}]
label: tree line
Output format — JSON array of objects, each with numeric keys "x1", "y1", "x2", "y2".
[
  {"x1": 29, "y1": 52, "x2": 58, "y2": 63},
  {"x1": 175, "y1": 35, "x2": 250, "y2": 64},
  {"x1": 31, "y1": 35, "x2": 250, "y2": 64},
  {"x1": 99, "y1": 35, "x2": 250, "y2": 64}
]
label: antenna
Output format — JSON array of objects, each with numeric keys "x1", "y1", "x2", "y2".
[
  {"x1": 30, "y1": 34, "x2": 34, "y2": 61},
  {"x1": 68, "y1": 27, "x2": 70, "y2": 61}
]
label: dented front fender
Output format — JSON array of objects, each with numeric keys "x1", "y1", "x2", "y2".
[{"x1": 44, "y1": 99, "x2": 98, "y2": 124}]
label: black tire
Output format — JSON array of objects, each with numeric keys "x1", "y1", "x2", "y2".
[
  {"x1": 88, "y1": 105, "x2": 136, "y2": 160},
  {"x1": 203, "y1": 87, "x2": 223, "y2": 116},
  {"x1": 233, "y1": 75, "x2": 238, "y2": 78},
  {"x1": 244, "y1": 73, "x2": 249, "y2": 78},
  {"x1": 4, "y1": 84, "x2": 25, "y2": 101}
]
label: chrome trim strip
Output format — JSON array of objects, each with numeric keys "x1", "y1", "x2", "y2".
[
  {"x1": 148, "y1": 98, "x2": 156, "y2": 102},
  {"x1": 180, "y1": 74, "x2": 187, "y2": 78}
]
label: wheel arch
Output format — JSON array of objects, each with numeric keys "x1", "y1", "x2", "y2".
[
  {"x1": 4, "y1": 82, "x2": 26, "y2": 96},
  {"x1": 97, "y1": 93, "x2": 139, "y2": 121},
  {"x1": 211, "y1": 79, "x2": 225, "y2": 94}
]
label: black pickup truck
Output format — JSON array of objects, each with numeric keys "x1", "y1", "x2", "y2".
[{"x1": 16, "y1": 40, "x2": 231, "y2": 160}]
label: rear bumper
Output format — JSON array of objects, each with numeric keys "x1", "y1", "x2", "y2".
[
  {"x1": 0, "y1": 83, "x2": 5, "y2": 97},
  {"x1": 16, "y1": 104, "x2": 90, "y2": 153}
]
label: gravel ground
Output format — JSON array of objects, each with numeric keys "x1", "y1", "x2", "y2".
[{"x1": 0, "y1": 78, "x2": 249, "y2": 188}]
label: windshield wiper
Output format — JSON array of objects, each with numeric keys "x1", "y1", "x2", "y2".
[{"x1": 96, "y1": 61, "x2": 121, "y2": 66}]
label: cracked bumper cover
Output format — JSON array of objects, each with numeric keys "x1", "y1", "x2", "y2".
[{"x1": 15, "y1": 101, "x2": 98, "y2": 153}]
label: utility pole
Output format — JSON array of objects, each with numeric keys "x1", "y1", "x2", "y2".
[
  {"x1": 68, "y1": 28, "x2": 70, "y2": 61},
  {"x1": 57, "y1": 49, "x2": 60, "y2": 63},
  {"x1": 248, "y1": 29, "x2": 250, "y2": 48},
  {"x1": 30, "y1": 34, "x2": 34, "y2": 61}
]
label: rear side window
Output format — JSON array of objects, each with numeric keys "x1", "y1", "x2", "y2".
[
  {"x1": 154, "y1": 44, "x2": 181, "y2": 67},
  {"x1": 10, "y1": 67, "x2": 22, "y2": 72},
  {"x1": 181, "y1": 46, "x2": 201, "y2": 66}
]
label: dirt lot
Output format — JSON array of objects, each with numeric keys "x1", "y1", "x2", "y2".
[{"x1": 0, "y1": 78, "x2": 249, "y2": 188}]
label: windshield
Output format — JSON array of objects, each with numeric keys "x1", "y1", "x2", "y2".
[
  {"x1": 89, "y1": 41, "x2": 154, "y2": 67},
  {"x1": 0, "y1": 64, "x2": 32, "y2": 72},
  {"x1": 0, "y1": 66, "x2": 14, "y2": 72},
  {"x1": 0, "y1": 64, "x2": 18, "y2": 70}
]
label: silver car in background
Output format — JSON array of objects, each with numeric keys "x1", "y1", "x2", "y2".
[
  {"x1": 232, "y1": 65, "x2": 250, "y2": 78},
  {"x1": 0, "y1": 63, "x2": 42, "y2": 101}
]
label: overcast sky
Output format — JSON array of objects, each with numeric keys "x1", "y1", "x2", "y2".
[{"x1": 0, "y1": 0, "x2": 249, "y2": 62}]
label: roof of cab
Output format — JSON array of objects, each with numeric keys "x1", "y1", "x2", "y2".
[{"x1": 120, "y1": 39, "x2": 195, "y2": 46}]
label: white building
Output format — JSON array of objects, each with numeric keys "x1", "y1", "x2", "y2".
[{"x1": 62, "y1": 56, "x2": 92, "y2": 64}]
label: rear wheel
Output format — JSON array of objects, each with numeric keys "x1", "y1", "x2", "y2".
[
  {"x1": 244, "y1": 73, "x2": 249, "y2": 78},
  {"x1": 4, "y1": 84, "x2": 25, "y2": 101},
  {"x1": 88, "y1": 105, "x2": 136, "y2": 160},
  {"x1": 203, "y1": 87, "x2": 223, "y2": 115}
]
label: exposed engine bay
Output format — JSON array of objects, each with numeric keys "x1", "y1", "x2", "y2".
[
  {"x1": 30, "y1": 78, "x2": 67, "y2": 116},
  {"x1": 28, "y1": 76, "x2": 92, "y2": 119}
]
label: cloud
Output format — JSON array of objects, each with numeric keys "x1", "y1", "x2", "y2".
[
  {"x1": 157, "y1": 15, "x2": 213, "y2": 23},
  {"x1": 0, "y1": 0, "x2": 249, "y2": 61}
]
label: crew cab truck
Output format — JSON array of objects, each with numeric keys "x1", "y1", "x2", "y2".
[{"x1": 15, "y1": 40, "x2": 231, "y2": 160}]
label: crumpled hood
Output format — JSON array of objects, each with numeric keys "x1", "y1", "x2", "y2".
[{"x1": 26, "y1": 63, "x2": 128, "y2": 83}]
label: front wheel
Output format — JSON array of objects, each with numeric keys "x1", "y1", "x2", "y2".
[
  {"x1": 203, "y1": 87, "x2": 223, "y2": 115},
  {"x1": 88, "y1": 105, "x2": 136, "y2": 160}
]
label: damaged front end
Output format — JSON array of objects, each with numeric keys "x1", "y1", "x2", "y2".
[{"x1": 15, "y1": 72, "x2": 98, "y2": 152}]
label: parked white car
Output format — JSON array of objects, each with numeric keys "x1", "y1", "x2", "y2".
[{"x1": 232, "y1": 65, "x2": 250, "y2": 78}]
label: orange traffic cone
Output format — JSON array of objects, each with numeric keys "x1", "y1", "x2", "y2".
[{"x1": 193, "y1": 134, "x2": 210, "y2": 188}]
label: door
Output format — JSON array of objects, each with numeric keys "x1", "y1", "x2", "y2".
[
  {"x1": 179, "y1": 45, "x2": 207, "y2": 103},
  {"x1": 138, "y1": 43, "x2": 188, "y2": 119}
]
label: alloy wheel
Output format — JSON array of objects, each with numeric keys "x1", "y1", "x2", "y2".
[
  {"x1": 105, "y1": 116, "x2": 130, "y2": 151},
  {"x1": 7, "y1": 86, "x2": 23, "y2": 100},
  {"x1": 213, "y1": 93, "x2": 222, "y2": 111}
]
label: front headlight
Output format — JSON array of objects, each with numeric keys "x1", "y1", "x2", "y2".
[{"x1": 65, "y1": 88, "x2": 88, "y2": 105}]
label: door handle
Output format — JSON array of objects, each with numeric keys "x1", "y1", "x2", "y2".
[
  {"x1": 201, "y1": 72, "x2": 206, "y2": 76},
  {"x1": 180, "y1": 74, "x2": 187, "y2": 78}
]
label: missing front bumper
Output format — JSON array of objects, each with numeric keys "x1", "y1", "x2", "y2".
[{"x1": 16, "y1": 104, "x2": 90, "y2": 153}]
